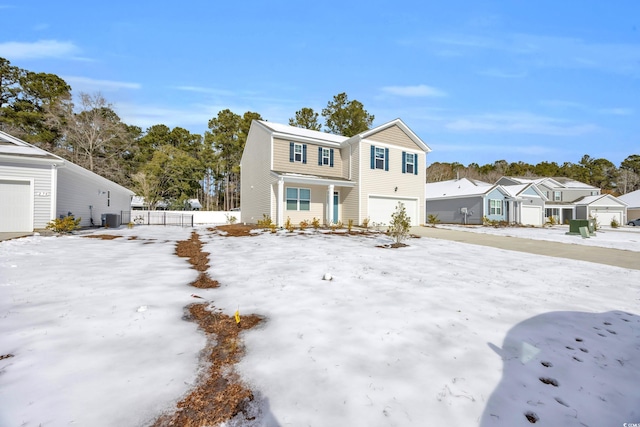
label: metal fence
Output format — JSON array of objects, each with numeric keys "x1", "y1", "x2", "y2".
[{"x1": 124, "y1": 211, "x2": 194, "y2": 227}]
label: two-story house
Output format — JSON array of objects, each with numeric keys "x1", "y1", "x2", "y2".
[
  {"x1": 425, "y1": 178, "x2": 546, "y2": 225},
  {"x1": 240, "y1": 119, "x2": 431, "y2": 227},
  {"x1": 497, "y1": 176, "x2": 626, "y2": 226}
]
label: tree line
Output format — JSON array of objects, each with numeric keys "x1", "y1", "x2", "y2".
[
  {"x1": 1, "y1": 57, "x2": 637, "y2": 211},
  {"x1": 427, "y1": 155, "x2": 640, "y2": 194}
]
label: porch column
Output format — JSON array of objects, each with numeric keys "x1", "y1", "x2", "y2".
[
  {"x1": 328, "y1": 184, "x2": 335, "y2": 224},
  {"x1": 277, "y1": 178, "x2": 284, "y2": 227}
]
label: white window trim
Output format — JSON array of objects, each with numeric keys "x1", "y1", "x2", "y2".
[
  {"x1": 294, "y1": 143, "x2": 303, "y2": 162},
  {"x1": 286, "y1": 187, "x2": 311, "y2": 211},
  {"x1": 375, "y1": 147, "x2": 386, "y2": 170},
  {"x1": 489, "y1": 199, "x2": 502, "y2": 215},
  {"x1": 405, "y1": 153, "x2": 415, "y2": 174},
  {"x1": 322, "y1": 148, "x2": 330, "y2": 165}
]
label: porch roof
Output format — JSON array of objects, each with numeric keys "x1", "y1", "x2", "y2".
[{"x1": 271, "y1": 171, "x2": 356, "y2": 187}]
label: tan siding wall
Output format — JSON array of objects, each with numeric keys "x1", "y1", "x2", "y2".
[
  {"x1": 342, "y1": 142, "x2": 360, "y2": 223},
  {"x1": 359, "y1": 141, "x2": 425, "y2": 225},
  {"x1": 272, "y1": 138, "x2": 345, "y2": 178},
  {"x1": 282, "y1": 185, "x2": 328, "y2": 225},
  {"x1": 0, "y1": 161, "x2": 53, "y2": 229},
  {"x1": 366, "y1": 125, "x2": 423, "y2": 151},
  {"x1": 240, "y1": 124, "x2": 275, "y2": 224}
]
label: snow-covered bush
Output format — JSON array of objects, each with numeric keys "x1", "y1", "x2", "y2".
[{"x1": 388, "y1": 202, "x2": 411, "y2": 244}]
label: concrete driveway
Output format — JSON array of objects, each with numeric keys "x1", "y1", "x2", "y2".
[
  {"x1": 0, "y1": 232, "x2": 33, "y2": 241},
  {"x1": 411, "y1": 226, "x2": 639, "y2": 271}
]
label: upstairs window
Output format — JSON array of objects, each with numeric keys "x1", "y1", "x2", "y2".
[
  {"x1": 289, "y1": 142, "x2": 307, "y2": 164},
  {"x1": 370, "y1": 145, "x2": 388, "y2": 171},
  {"x1": 402, "y1": 152, "x2": 418, "y2": 175},
  {"x1": 318, "y1": 147, "x2": 334, "y2": 167},
  {"x1": 554, "y1": 191, "x2": 562, "y2": 201}
]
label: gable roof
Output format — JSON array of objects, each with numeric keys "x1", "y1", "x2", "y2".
[
  {"x1": 254, "y1": 118, "x2": 431, "y2": 153},
  {"x1": 618, "y1": 189, "x2": 640, "y2": 208},
  {"x1": 501, "y1": 183, "x2": 547, "y2": 200},
  {"x1": 0, "y1": 130, "x2": 133, "y2": 195},
  {"x1": 499, "y1": 176, "x2": 598, "y2": 190},
  {"x1": 425, "y1": 178, "x2": 506, "y2": 200},
  {"x1": 255, "y1": 121, "x2": 347, "y2": 145},
  {"x1": 0, "y1": 130, "x2": 62, "y2": 161},
  {"x1": 574, "y1": 194, "x2": 627, "y2": 206},
  {"x1": 354, "y1": 119, "x2": 432, "y2": 153}
]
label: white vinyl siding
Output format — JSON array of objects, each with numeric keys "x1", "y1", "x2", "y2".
[{"x1": 56, "y1": 163, "x2": 133, "y2": 228}]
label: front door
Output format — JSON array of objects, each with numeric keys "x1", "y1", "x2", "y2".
[{"x1": 333, "y1": 192, "x2": 339, "y2": 223}]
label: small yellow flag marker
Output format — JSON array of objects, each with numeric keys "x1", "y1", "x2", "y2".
[{"x1": 234, "y1": 308, "x2": 241, "y2": 325}]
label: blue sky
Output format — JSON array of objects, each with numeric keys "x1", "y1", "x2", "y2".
[{"x1": 1, "y1": 1, "x2": 639, "y2": 167}]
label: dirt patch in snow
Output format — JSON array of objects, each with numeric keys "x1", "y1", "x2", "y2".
[
  {"x1": 175, "y1": 231, "x2": 219, "y2": 288},
  {"x1": 82, "y1": 234, "x2": 122, "y2": 240},
  {"x1": 209, "y1": 224, "x2": 261, "y2": 237},
  {"x1": 153, "y1": 230, "x2": 263, "y2": 426}
]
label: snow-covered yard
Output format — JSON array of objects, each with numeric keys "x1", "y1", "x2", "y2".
[{"x1": 1, "y1": 226, "x2": 639, "y2": 426}]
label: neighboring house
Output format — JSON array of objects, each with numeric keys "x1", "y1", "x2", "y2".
[
  {"x1": 240, "y1": 119, "x2": 431, "y2": 226},
  {"x1": 0, "y1": 130, "x2": 134, "y2": 232},
  {"x1": 497, "y1": 176, "x2": 600, "y2": 224},
  {"x1": 618, "y1": 189, "x2": 640, "y2": 221},
  {"x1": 425, "y1": 178, "x2": 515, "y2": 225},
  {"x1": 574, "y1": 194, "x2": 627, "y2": 227}
]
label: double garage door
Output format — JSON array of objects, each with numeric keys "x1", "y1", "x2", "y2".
[
  {"x1": 590, "y1": 209, "x2": 623, "y2": 227},
  {"x1": 368, "y1": 196, "x2": 418, "y2": 226},
  {"x1": 0, "y1": 179, "x2": 32, "y2": 232}
]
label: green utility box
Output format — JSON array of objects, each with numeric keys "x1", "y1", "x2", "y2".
[{"x1": 567, "y1": 219, "x2": 596, "y2": 236}]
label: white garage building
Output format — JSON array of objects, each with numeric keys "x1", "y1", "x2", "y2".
[{"x1": 0, "y1": 130, "x2": 134, "y2": 233}]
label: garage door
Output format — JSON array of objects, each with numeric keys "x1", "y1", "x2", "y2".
[
  {"x1": 591, "y1": 210, "x2": 622, "y2": 228},
  {"x1": 521, "y1": 205, "x2": 542, "y2": 226},
  {"x1": 0, "y1": 179, "x2": 32, "y2": 232},
  {"x1": 368, "y1": 196, "x2": 418, "y2": 226}
]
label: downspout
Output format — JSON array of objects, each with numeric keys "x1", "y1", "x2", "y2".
[
  {"x1": 277, "y1": 178, "x2": 284, "y2": 227},
  {"x1": 50, "y1": 163, "x2": 58, "y2": 221}
]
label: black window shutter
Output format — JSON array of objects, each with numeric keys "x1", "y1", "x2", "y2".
[
  {"x1": 318, "y1": 147, "x2": 323, "y2": 165},
  {"x1": 289, "y1": 142, "x2": 294, "y2": 162},
  {"x1": 370, "y1": 145, "x2": 375, "y2": 169},
  {"x1": 303, "y1": 144, "x2": 307, "y2": 164},
  {"x1": 330, "y1": 149, "x2": 334, "y2": 167},
  {"x1": 384, "y1": 148, "x2": 389, "y2": 171}
]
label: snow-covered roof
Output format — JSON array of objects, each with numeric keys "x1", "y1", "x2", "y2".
[
  {"x1": 257, "y1": 121, "x2": 347, "y2": 144},
  {"x1": 574, "y1": 194, "x2": 627, "y2": 206},
  {"x1": 425, "y1": 178, "x2": 495, "y2": 199},
  {"x1": 618, "y1": 189, "x2": 640, "y2": 208},
  {"x1": 0, "y1": 130, "x2": 133, "y2": 195},
  {"x1": 553, "y1": 177, "x2": 598, "y2": 189},
  {"x1": 0, "y1": 131, "x2": 60, "y2": 159}
]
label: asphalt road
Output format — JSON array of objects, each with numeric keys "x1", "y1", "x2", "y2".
[{"x1": 410, "y1": 226, "x2": 639, "y2": 271}]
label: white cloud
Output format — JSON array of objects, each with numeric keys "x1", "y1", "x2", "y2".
[
  {"x1": 598, "y1": 107, "x2": 634, "y2": 116},
  {"x1": 174, "y1": 86, "x2": 235, "y2": 96},
  {"x1": 0, "y1": 39, "x2": 79, "y2": 59},
  {"x1": 64, "y1": 76, "x2": 141, "y2": 92},
  {"x1": 432, "y1": 32, "x2": 640, "y2": 75},
  {"x1": 445, "y1": 112, "x2": 599, "y2": 136},
  {"x1": 381, "y1": 84, "x2": 447, "y2": 97}
]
